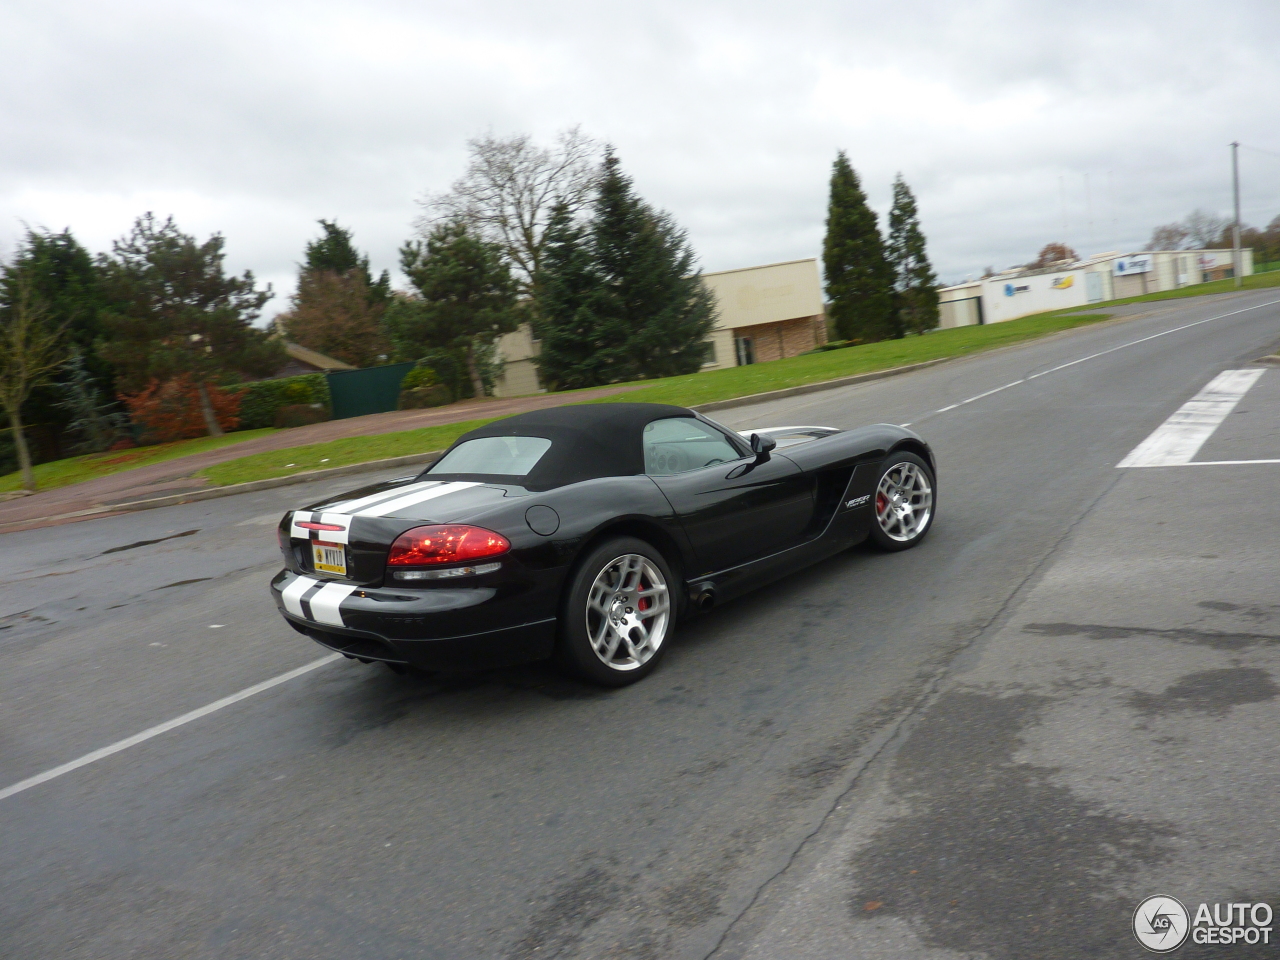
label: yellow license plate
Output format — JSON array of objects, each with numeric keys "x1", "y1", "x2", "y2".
[{"x1": 312, "y1": 541, "x2": 347, "y2": 576}]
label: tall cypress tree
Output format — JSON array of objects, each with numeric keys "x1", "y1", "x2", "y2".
[
  {"x1": 823, "y1": 152, "x2": 897, "y2": 342},
  {"x1": 886, "y1": 174, "x2": 940, "y2": 335},
  {"x1": 534, "y1": 150, "x2": 715, "y2": 388},
  {"x1": 531, "y1": 203, "x2": 613, "y2": 389}
]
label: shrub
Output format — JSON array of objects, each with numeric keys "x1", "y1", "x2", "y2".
[
  {"x1": 398, "y1": 384, "x2": 452, "y2": 409},
  {"x1": 237, "y1": 374, "x2": 330, "y2": 430},
  {"x1": 400, "y1": 365, "x2": 438, "y2": 391},
  {"x1": 120, "y1": 376, "x2": 242, "y2": 444},
  {"x1": 272, "y1": 404, "x2": 331, "y2": 429}
]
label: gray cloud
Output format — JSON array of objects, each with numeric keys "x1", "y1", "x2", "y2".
[{"x1": 3, "y1": 0, "x2": 1278, "y2": 310}]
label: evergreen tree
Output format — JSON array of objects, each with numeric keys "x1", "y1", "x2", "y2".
[
  {"x1": 302, "y1": 219, "x2": 390, "y2": 304},
  {"x1": 886, "y1": 174, "x2": 940, "y2": 335},
  {"x1": 54, "y1": 348, "x2": 127, "y2": 454},
  {"x1": 823, "y1": 152, "x2": 897, "y2": 342},
  {"x1": 0, "y1": 229, "x2": 113, "y2": 444},
  {"x1": 534, "y1": 151, "x2": 715, "y2": 388},
  {"x1": 392, "y1": 222, "x2": 517, "y2": 399},
  {"x1": 531, "y1": 203, "x2": 613, "y2": 389},
  {"x1": 98, "y1": 214, "x2": 282, "y2": 436}
]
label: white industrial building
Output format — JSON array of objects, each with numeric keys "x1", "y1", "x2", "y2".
[{"x1": 938, "y1": 248, "x2": 1254, "y2": 328}]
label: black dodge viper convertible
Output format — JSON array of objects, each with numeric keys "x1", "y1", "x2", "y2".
[{"x1": 272, "y1": 403, "x2": 935, "y2": 686}]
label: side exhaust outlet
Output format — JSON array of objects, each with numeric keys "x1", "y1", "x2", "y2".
[{"x1": 690, "y1": 581, "x2": 716, "y2": 612}]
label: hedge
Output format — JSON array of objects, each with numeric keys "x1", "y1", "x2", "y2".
[{"x1": 236, "y1": 374, "x2": 331, "y2": 430}]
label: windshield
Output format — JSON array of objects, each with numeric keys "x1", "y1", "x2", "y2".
[{"x1": 430, "y1": 436, "x2": 553, "y2": 476}]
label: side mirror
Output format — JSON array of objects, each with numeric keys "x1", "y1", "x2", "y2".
[{"x1": 749, "y1": 432, "x2": 776, "y2": 462}]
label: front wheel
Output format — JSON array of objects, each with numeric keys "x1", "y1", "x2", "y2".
[
  {"x1": 557, "y1": 536, "x2": 676, "y2": 687},
  {"x1": 868, "y1": 452, "x2": 935, "y2": 552}
]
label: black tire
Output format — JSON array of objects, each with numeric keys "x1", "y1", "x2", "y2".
[
  {"x1": 556, "y1": 536, "x2": 677, "y2": 687},
  {"x1": 867, "y1": 452, "x2": 935, "y2": 552}
]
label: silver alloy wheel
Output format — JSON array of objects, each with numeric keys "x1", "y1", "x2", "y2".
[
  {"x1": 875, "y1": 461, "x2": 933, "y2": 542},
  {"x1": 584, "y1": 553, "x2": 671, "y2": 671}
]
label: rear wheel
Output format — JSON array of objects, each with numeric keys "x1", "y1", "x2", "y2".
[
  {"x1": 868, "y1": 452, "x2": 935, "y2": 551},
  {"x1": 557, "y1": 536, "x2": 676, "y2": 687}
]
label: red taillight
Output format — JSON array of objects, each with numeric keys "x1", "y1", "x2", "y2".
[
  {"x1": 297, "y1": 521, "x2": 345, "y2": 532},
  {"x1": 386, "y1": 524, "x2": 510, "y2": 566}
]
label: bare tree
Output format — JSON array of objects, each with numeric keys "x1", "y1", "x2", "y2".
[
  {"x1": 1029, "y1": 242, "x2": 1079, "y2": 269},
  {"x1": 1147, "y1": 222, "x2": 1190, "y2": 250},
  {"x1": 1183, "y1": 209, "x2": 1231, "y2": 249},
  {"x1": 418, "y1": 128, "x2": 601, "y2": 289},
  {"x1": 0, "y1": 273, "x2": 68, "y2": 490}
]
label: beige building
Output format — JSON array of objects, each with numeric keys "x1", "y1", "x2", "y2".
[
  {"x1": 700, "y1": 258, "x2": 827, "y2": 368},
  {"x1": 491, "y1": 256, "x2": 827, "y2": 395},
  {"x1": 491, "y1": 323, "x2": 544, "y2": 397}
]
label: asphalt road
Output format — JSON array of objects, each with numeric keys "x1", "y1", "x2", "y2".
[{"x1": 3, "y1": 290, "x2": 1279, "y2": 959}]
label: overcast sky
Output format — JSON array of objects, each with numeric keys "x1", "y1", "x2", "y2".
[{"x1": 4, "y1": 0, "x2": 1279, "y2": 316}]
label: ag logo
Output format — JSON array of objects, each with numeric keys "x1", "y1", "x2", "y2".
[
  {"x1": 845, "y1": 494, "x2": 870, "y2": 509},
  {"x1": 1133, "y1": 896, "x2": 1190, "y2": 952}
]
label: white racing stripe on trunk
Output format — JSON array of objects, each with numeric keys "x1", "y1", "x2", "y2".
[
  {"x1": 324, "y1": 481, "x2": 438, "y2": 515},
  {"x1": 353, "y1": 480, "x2": 480, "y2": 518},
  {"x1": 280, "y1": 575, "x2": 318, "y2": 617},
  {"x1": 308, "y1": 583, "x2": 357, "y2": 626},
  {"x1": 1118, "y1": 369, "x2": 1266, "y2": 468}
]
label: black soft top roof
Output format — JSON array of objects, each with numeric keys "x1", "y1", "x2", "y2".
[{"x1": 423, "y1": 402, "x2": 695, "y2": 490}]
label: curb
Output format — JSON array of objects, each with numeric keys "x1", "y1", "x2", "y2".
[
  {"x1": 690, "y1": 357, "x2": 951, "y2": 413},
  {"x1": 0, "y1": 451, "x2": 445, "y2": 531}
]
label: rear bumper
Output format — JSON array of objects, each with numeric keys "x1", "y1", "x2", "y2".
[{"x1": 270, "y1": 569, "x2": 558, "y2": 670}]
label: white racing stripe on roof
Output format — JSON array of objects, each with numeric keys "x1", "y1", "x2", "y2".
[
  {"x1": 280, "y1": 575, "x2": 318, "y2": 617},
  {"x1": 323, "y1": 480, "x2": 439, "y2": 515},
  {"x1": 308, "y1": 582, "x2": 357, "y2": 626},
  {"x1": 353, "y1": 481, "x2": 480, "y2": 518}
]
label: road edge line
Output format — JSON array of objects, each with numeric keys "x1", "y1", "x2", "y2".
[{"x1": 0, "y1": 653, "x2": 343, "y2": 803}]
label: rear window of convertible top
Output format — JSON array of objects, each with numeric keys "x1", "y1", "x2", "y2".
[{"x1": 429, "y1": 436, "x2": 552, "y2": 476}]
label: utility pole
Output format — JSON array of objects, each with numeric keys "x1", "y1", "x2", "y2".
[{"x1": 1232, "y1": 141, "x2": 1242, "y2": 288}]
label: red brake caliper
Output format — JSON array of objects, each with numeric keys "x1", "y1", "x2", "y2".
[
  {"x1": 876, "y1": 493, "x2": 888, "y2": 514},
  {"x1": 637, "y1": 575, "x2": 650, "y2": 612}
]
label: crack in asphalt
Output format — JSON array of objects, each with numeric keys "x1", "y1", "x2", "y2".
[
  {"x1": 99, "y1": 529, "x2": 200, "y2": 555},
  {"x1": 701, "y1": 468, "x2": 1128, "y2": 959}
]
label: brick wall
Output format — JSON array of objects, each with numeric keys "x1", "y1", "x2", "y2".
[{"x1": 733, "y1": 315, "x2": 824, "y2": 363}]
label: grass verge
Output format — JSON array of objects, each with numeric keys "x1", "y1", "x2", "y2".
[
  {"x1": 0, "y1": 428, "x2": 276, "y2": 495},
  {"x1": 197, "y1": 419, "x2": 499, "y2": 487},
  {"x1": 199, "y1": 308, "x2": 1113, "y2": 487}
]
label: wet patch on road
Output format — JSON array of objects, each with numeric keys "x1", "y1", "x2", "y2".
[
  {"x1": 1025, "y1": 622, "x2": 1280, "y2": 651},
  {"x1": 1126, "y1": 667, "x2": 1278, "y2": 717},
  {"x1": 507, "y1": 864, "x2": 627, "y2": 960},
  {"x1": 847, "y1": 689, "x2": 1177, "y2": 960}
]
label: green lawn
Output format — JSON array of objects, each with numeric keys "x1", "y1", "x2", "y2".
[
  {"x1": 198, "y1": 308, "x2": 1113, "y2": 487},
  {"x1": 0, "y1": 428, "x2": 277, "y2": 495},
  {"x1": 593, "y1": 309, "x2": 1114, "y2": 408},
  {"x1": 197, "y1": 419, "x2": 500, "y2": 487}
]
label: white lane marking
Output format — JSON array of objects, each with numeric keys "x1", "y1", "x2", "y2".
[
  {"x1": 0, "y1": 654, "x2": 343, "y2": 803},
  {"x1": 325, "y1": 480, "x2": 438, "y2": 515},
  {"x1": 280, "y1": 575, "x2": 317, "y2": 617},
  {"x1": 309, "y1": 582, "x2": 357, "y2": 626},
  {"x1": 354, "y1": 481, "x2": 479, "y2": 518},
  {"x1": 1125, "y1": 458, "x2": 1280, "y2": 467},
  {"x1": 1118, "y1": 369, "x2": 1266, "y2": 467},
  {"x1": 930, "y1": 297, "x2": 1280, "y2": 416}
]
